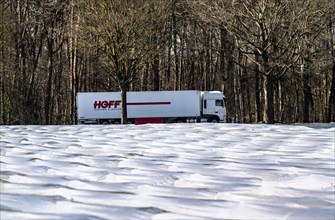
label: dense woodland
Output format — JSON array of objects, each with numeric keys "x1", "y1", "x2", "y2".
[{"x1": 1, "y1": 0, "x2": 334, "y2": 125}]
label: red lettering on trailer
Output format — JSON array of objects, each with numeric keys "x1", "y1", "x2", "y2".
[
  {"x1": 101, "y1": 101, "x2": 108, "y2": 108},
  {"x1": 94, "y1": 101, "x2": 102, "y2": 108},
  {"x1": 93, "y1": 100, "x2": 121, "y2": 109}
]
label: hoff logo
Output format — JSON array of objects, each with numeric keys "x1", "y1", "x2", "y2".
[{"x1": 94, "y1": 100, "x2": 121, "y2": 109}]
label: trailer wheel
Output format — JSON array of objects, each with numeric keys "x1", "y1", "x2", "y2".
[
  {"x1": 101, "y1": 120, "x2": 110, "y2": 125},
  {"x1": 176, "y1": 118, "x2": 185, "y2": 123}
]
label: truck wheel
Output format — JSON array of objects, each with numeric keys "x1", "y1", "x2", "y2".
[
  {"x1": 210, "y1": 117, "x2": 219, "y2": 123},
  {"x1": 176, "y1": 118, "x2": 184, "y2": 123}
]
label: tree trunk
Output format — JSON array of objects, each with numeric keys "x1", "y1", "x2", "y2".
[
  {"x1": 21, "y1": 42, "x2": 28, "y2": 124},
  {"x1": 262, "y1": 49, "x2": 274, "y2": 124},
  {"x1": 45, "y1": 34, "x2": 54, "y2": 125},
  {"x1": 219, "y1": 27, "x2": 227, "y2": 92},
  {"x1": 303, "y1": 68, "x2": 312, "y2": 123},
  {"x1": 225, "y1": 41, "x2": 235, "y2": 122},
  {"x1": 69, "y1": 0, "x2": 78, "y2": 124},
  {"x1": 255, "y1": 60, "x2": 262, "y2": 122},
  {"x1": 265, "y1": 75, "x2": 274, "y2": 124},
  {"x1": 233, "y1": 52, "x2": 242, "y2": 122},
  {"x1": 327, "y1": 17, "x2": 335, "y2": 122},
  {"x1": 278, "y1": 81, "x2": 284, "y2": 122},
  {"x1": 172, "y1": 1, "x2": 179, "y2": 90},
  {"x1": 328, "y1": 58, "x2": 335, "y2": 122},
  {"x1": 152, "y1": 55, "x2": 160, "y2": 91},
  {"x1": 120, "y1": 83, "x2": 128, "y2": 124}
]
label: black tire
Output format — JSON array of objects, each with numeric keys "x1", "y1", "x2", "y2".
[
  {"x1": 209, "y1": 117, "x2": 219, "y2": 123},
  {"x1": 176, "y1": 118, "x2": 185, "y2": 123}
]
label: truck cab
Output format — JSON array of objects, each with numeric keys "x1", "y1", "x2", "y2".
[{"x1": 201, "y1": 91, "x2": 226, "y2": 122}]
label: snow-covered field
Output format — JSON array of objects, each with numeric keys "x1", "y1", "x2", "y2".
[{"x1": 1, "y1": 124, "x2": 334, "y2": 220}]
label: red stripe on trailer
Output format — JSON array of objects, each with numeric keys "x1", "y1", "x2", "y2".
[
  {"x1": 135, "y1": 118, "x2": 164, "y2": 125},
  {"x1": 127, "y1": 102, "x2": 171, "y2": 106}
]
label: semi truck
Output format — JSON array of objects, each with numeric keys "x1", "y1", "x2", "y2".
[{"x1": 77, "y1": 90, "x2": 226, "y2": 124}]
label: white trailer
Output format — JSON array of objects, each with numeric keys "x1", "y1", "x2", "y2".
[{"x1": 77, "y1": 90, "x2": 226, "y2": 124}]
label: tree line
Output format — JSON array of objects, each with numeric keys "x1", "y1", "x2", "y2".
[{"x1": 1, "y1": 0, "x2": 334, "y2": 125}]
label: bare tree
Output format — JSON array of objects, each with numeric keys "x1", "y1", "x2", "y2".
[
  {"x1": 82, "y1": 0, "x2": 168, "y2": 124},
  {"x1": 190, "y1": 0, "x2": 318, "y2": 123},
  {"x1": 41, "y1": 0, "x2": 69, "y2": 124}
]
